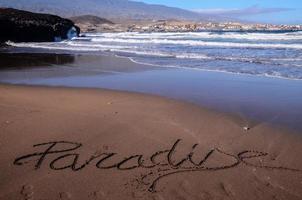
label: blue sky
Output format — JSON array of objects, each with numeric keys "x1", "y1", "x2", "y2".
[{"x1": 137, "y1": 0, "x2": 302, "y2": 24}]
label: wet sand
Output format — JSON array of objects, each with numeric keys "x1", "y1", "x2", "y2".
[
  {"x1": 1, "y1": 52, "x2": 302, "y2": 132},
  {"x1": 0, "y1": 84, "x2": 302, "y2": 200}
]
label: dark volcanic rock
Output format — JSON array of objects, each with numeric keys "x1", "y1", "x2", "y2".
[{"x1": 0, "y1": 8, "x2": 80, "y2": 43}]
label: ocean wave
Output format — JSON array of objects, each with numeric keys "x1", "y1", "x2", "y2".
[
  {"x1": 128, "y1": 58, "x2": 302, "y2": 81},
  {"x1": 110, "y1": 49, "x2": 211, "y2": 59},
  {"x1": 66, "y1": 41, "x2": 135, "y2": 50},
  {"x1": 91, "y1": 38, "x2": 302, "y2": 49},
  {"x1": 270, "y1": 58, "x2": 302, "y2": 61},
  {"x1": 96, "y1": 32, "x2": 302, "y2": 41},
  {"x1": 175, "y1": 54, "x2": 211, "y2": 59},
  {"x1": 110, "y1": 47, "x2": 302, "y2": 67},
  {"x1": 6, "y1": 31, "x2": 302, "y2": 80},
  {"x1": 6, "y1": 41, "x2": 212, "y2": 59},
  {"x1": 7, "y1": 41, "x2": 302, "y2": 66},
  {"x1": 6, "y1": 41, "x2": 101, "y2": 52}
]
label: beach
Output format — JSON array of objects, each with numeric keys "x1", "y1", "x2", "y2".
[
  {"x1": 0, "y1": 84, "x2": 302, "y2": 200},
  {"x1": 1, "y1": 0, "x2": 302, "y2": 198},
  {"x1": 1, "y1": 30, "x2": 302, "y2": 200},
  {"x1": 1, "y1": 51, "x2": 302, "y2": 131}
]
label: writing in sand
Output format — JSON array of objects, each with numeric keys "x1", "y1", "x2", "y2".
[{"x1": 14, "y1": 139, "x2": 301, "y2": 192}]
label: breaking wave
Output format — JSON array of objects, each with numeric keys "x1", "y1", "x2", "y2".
[{"x1": 6, "y1": 31, "x2": 302, "y2": 80}]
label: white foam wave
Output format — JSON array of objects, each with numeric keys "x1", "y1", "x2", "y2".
[
  {"x1": 175, "y1": 54, "x2": 211, "y2": 59},
  {"x1": 7, "y1": 41, "x2": 302, "y2": 66},
  {"x1": 114, "y1": 49, "x2": 211, "y2": 59},
  {"x1": 6, "y1": 41, "x2": 101, "y2": 52},
  {"x1": 270, "y1": 58, "x2": 302, "y2": 61},
  {"x1": 6, "y1": 35, "x2": 302, "y2": 80},
  {"x1": 91, "y1": 37, "x2": 302, "y2": 49},
  {"x1": 96, "y1": 31, "x2": 302, "y2": 41},
  {"x1": 128, "y1": 58, "x2": 302, "y2": 81},
  {"x1": 112, "y1": 49, "x2": 175, "y2": 57},
  {"x1": 66, "y1": 41, "x2": 135, "y2": 50},
  {"x1": 6, "y1": 41, "x2": 212, "y2": 59}
]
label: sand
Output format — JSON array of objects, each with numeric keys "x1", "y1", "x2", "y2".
[
  {"x1": 2, "y1": 52, "x2": 302, "y2": 132},
  {"x1": 0, "y1": 84, "x2": 302, "y2": 200}
]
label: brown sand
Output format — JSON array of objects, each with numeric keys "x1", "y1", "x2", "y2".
[{"x1": 0, "y1": 84, "x2": 301, "y2": 200}]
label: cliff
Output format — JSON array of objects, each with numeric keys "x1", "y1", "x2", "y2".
[{"x1": 0, "y1": 8, "x2": 80, "y2": 43}]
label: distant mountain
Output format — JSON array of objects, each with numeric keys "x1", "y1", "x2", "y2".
[
  {"x1": 70, "y1": 15, "x2": 114, "y2": 25},
  {"x1": 0, "y1": 0, "x2": 213, "y2": 21}
]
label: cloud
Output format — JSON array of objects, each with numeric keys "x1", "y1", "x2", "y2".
[{"x1": 194, "y1": 5, "x2": 293, "y2": 17}]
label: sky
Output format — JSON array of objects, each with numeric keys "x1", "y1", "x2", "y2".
[{"x1": 137, "y1": 0, "x2": 302, "y2": 24}]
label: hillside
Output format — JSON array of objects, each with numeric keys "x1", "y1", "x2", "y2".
[
  {"x1": 70, "y1": 15, "x2": 114, "y2": 25},
  {"x1": 0, "y1": 0, "x2": 210, "y2": 21}
]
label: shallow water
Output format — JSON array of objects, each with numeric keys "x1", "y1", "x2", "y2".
[
  {"x1": 1, "y1": 56, "x2": 302, "y2": 132},
  {"x1": 7, "y1": 31, "x2": 302, "y2": 80},
  {"x1": 2, "y1": 30, "x2": 302, "y2": 132}
]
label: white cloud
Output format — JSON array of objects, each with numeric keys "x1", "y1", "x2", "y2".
[{"x1": 194, "y1": 5, "x2": 292, "y2": 16}]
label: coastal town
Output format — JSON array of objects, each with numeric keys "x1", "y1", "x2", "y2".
[
  {"x1": 130, "y1": 21, "x2": 302, "y2": 32},
  {"x1": 77, "y1": 18, "x2": 302, "y2": 33}
]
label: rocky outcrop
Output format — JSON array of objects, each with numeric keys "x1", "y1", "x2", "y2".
[{"x1": 0, "y1": 8, "x2": 80, "y2": 43}]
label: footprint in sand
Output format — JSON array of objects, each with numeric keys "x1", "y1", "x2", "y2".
[
  {"x1": 253, "y1": 174, "x2": 302, "y2": 199},
  {"x1": 220, "y1": 182, "x2": 236, "y2": 198},
  {"x1": 269, "y1": 153, "x2": 279, "y2": 161},
  {"x1": 151, "y1": 194, "x2": 165, "y2": 200},
  {"x1": 59, "y1": 192, "x2": 72, "y2": 200},
  {"x1": 21, "y1": 184, "x2": 34, "y2": 200},
  {"x1": 170, "y1": 180, "x2": 198, "y2": 200},
  {"x1": 88, "y1": 190, "x2": 107, "y2": 200},
  {"x1": 199, "y1": 191, "x2": 214, "y2": 200}
]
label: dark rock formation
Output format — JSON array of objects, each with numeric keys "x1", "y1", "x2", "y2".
[{"x1": 0, "y1": 8, "x2": 80, "y2": 43}]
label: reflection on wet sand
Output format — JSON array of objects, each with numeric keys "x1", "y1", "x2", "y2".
[
  {"x1": 0, "y1": 52, "x2": 159, "y2": 80},
  {"x1": 0, "y1": 53, "x2": 76, "y2": 69},
  {"x1": 1, "y1": 51, "x2": 302, "y2": 132}
]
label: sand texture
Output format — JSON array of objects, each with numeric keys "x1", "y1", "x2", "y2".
[{"x1": 0, "y1": 84, "x2": 301, "y2": 200}]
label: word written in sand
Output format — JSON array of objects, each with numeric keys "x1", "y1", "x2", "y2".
[{"x1": 14, "y1": 139, "x2": 301, "y2": 192}]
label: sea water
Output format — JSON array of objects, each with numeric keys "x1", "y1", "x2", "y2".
[{"x1": 7, "y1": 31, "x2": 302, "y2": 80}]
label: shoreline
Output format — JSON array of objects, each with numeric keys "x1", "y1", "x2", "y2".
[
  {"x1": 1, "y1": 48, "x2": 301, "y2": 82},
  {"x1": 125, "y1": 55, "x2": 302, "y2": 82},
  {"x1": 1, "y1": 51, "x2": 302, "y2": 132},
  {"x1": 1, "y1": 81, "x2": 301, "y2": 136},
  {"x1": 4, "y1": 43, "x2": 302, "y2": 81},
  {"x1": 0, "y1": 84, "x2": 302, "y2": 199},
  {"x1": 1, "y1": 48, "x2": 302, "y2": 83}
]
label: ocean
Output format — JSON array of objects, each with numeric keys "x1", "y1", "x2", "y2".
[{"x1": 7, "y1": 31, "x2": 302, "y2": 80}]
